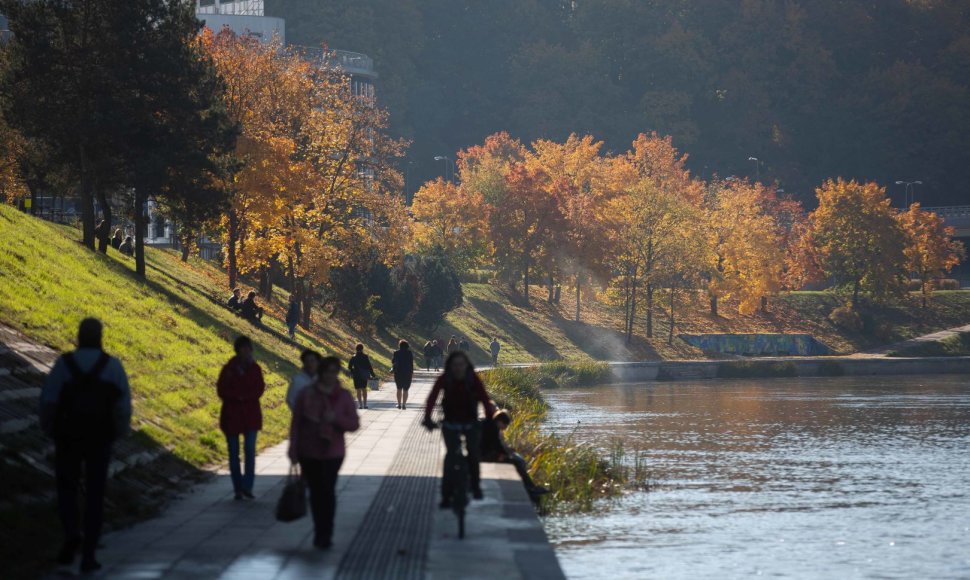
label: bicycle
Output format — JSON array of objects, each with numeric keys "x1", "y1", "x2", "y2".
[{"x1": 424, "y1": 418, "x2": 472, "y2": 539}]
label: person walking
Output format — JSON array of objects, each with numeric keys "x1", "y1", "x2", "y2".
[
  {"x1": 446, "y1": 336, "x2": 459, "y2": 356},
  {"x1": 286, "y1": 349, "x2": 321, "y2": 410},
  {"x1": 489, "y1": 337, "x2": 501, "y2": 366},
  {"x1": 40, "y1": 318, "x2": 132, "y2": 574},
  {"x1": 423, "y1": 351, "x2": 495, "y2": 506},
  {"x1": 431, "y1": 339, "x2": 444, "y2": 372},
  {"x1": 217, "y1": 336, "x2": 266, "y2": 501},
  {"x1": 423, "y1": 340, "x2": 434, "y2": 371},
  {"x1": 285, "y1": 296, "x2": 301, "y2": 339},
  {"x1": 288, "y1": 356, "x2": 360, "y2": 550},
  {"x1": 392, "y1": 340, "x2": 415, "y2": 410},
  {"x1": 348, "y1": 344, "x2": 376, "y2": 410},
  {"x1": 459, "y1": 337, "x2": 470, "y2": 352}
]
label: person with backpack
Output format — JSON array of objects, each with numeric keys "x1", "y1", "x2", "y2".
[
  {"x1": 392, "y1": 340, "x2": 415, "y2": 410},
  {"x1": 348, "y1": 344, "x2": 376, "y2": 410},
  {"x1": 217, "y1": 336, "x2": 266, "y2": 501},
  {"x1": 40, "y1": 318, "x2": 132, "y2": 574}
]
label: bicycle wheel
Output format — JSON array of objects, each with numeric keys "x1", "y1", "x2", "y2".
[{"x1": 451, "y1": 456, "x2": 469, "y2": 539}]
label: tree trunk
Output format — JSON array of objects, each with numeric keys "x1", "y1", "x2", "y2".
[
  {"x1": 300, "y1": 282, "x2": 313, "y2": 328},
  {"x1": 852, "y1": 280, "x2": 860, "y2": 308},
  {"x1": 629, "y1": 272, "x2": 638, "y2": 340},
  {"x1": 96, "y1": 190, "x2": 110, "y2": 253},
  {"x1": 668, "y1": 286, "x2": 676, "y2": 345},
  {"x1": 922, "y1": 280, "x2": 928, "y2": 308},
  {"x1": 575, "y1": 273, "x2": 582, "y2": 323},
  {"x1": 227, "y1": 211, "x2": 239, "y2": 289},
  {"x1": 79, "y1": 159, "x2": 95, "y2": 250},
  {"x1": 523, "y1": 260, "x2": 531, "y2": 307},
  {"x1": 134, "y1": 188, "x2": 146, "y2": 278},
  {"x1": 709, "y1": 294, "x2": 718, "y2": 317},
  {"x1": 646, "y1": 282, "x2": 654, "y2": 339},
  {"x1": 760, "y1": 295, "x2": 768, "y2": 312},
  {"x1": 547, "y1": 275, "x2": 555, "y2": 303}
]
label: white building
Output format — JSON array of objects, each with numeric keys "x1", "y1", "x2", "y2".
[{"x1": 196, "y1": 0, "x2": 285, "y2": 43}]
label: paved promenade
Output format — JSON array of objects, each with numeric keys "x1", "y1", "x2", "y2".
[{"x1": 72, "y1": 372, "x2": 562, "y2": 580}]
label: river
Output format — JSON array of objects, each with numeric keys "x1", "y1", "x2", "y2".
[{"x1": 542, "y1": 375, "x2": 970, "y2": 580}]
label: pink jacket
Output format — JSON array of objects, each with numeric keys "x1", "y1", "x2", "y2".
[{"x1": 289, "y1": 383, "x2": 359, "y2": 461}]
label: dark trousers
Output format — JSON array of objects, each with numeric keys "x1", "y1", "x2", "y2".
[
  {"x1": 508, "y1": 452, "x2": 536, "y2": 489},
  {"x1": 300, "y1": 457, "x2": 344, "y2": 544},
  {"x1": 226, "y1": 431, "x2": 257, "y2": 493},
  {"x1": 441, "y1": 424, "x2": 481, "y2": 499},
  {"x1": 55, "y1": 440, "x2": 112, "y2": 560}
]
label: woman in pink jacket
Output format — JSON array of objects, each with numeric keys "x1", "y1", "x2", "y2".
[{"x1": 288, "y1": 356, "x2": 360, "y2": 550}]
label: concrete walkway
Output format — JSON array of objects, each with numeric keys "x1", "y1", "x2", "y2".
[
  {"x1": 858, "y1": 322, "x2": 970, "y2": 356},
  {"x1": 69, "y1": 372, "x2": 562, "y2": 579}
]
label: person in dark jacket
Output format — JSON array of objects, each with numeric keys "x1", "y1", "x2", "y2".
[
  {"x1": 110, "y1": 229, "x2": 123, "y2": 250},
  {"x1": 459, "y1": 337, "x2": 470, "y2": 352},
  {"x1": 118, "y1": 236, "x2": 134, "y2": 256},
  {"x1": 423, "y1": 351, "x2": 496, "y2": 506},
  {"x1": 446, "y1": 336, "x2": 460, "y2": 355},
  {"x1": 240, "y1": 291, "x2": 263, "y2": 323},
  {"x1": 392, "y1": 340, "x2": 415, "y2": 410},
  {"x1": 423, "y1": 340, "x2": 434, "y2": 371},
  {"x1": 289, "y1": 357, "x2": 360, "y2": 550},
  {"x1": 40, "y1": 318, "x2": 132, "y2": 574},
  {"x1": 227, "y1": 288, "x2": 242, "y2": 312},
  {"x1": 489, "y1": 338, "x2": 501, "y2": 365},
  {"x1": 217, "y1": 336, "x2": 266, "y2": 500},
  {"x1": 285, "y1": 296, "x2": 301, "y2": 339},
  {"x1": 480, "y1": 409, "x2": 548, "y2": 499},
  {"x1": 348, "y1": 344, "x2": 376, "y2": 410},
  {"x1": 430, "y1": 340, "x2": 443, "y2": 371}
]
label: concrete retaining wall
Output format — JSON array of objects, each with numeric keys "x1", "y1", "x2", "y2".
[{"x1": 608, "y1": 356, "x2": 970, "y2": 382}]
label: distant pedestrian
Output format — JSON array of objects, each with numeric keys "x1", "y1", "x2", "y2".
[
  {"x1": 423, "y1": 340, "x2": 434, "y2": 371},
  {"x1": 94, "y1": 219, "x2": 108, "y2": 246},
  {"x1": 287, "y1": 349, "x2": 321, "y2": 410},
  {"x1": 431, "y1": 339, "x2": 444, "y2": 371},
  {"x1": 40, "y1": 318, "x2": 132, "y2": 574},
  {"x1": 423, "y1": 351, "x2": 495, "y2": 506},
  {"x1": 459, "y1": 337, "x2": 470, "y2": 352},
  {"x1": 392, "y1": 340, "x2": 415, "y2": 410},
  {"x1": 348, "y1": 344, "x2": 376, "y2": 410},
  {"x1": 217, "y1": 336, "x2": 266, "y2": 501},
  {"x1": 288, "y1": 356, "x2": 359, "y2": 550},
  {"x1": 447, "y1": 336, "x2": 459, "y2": 355},
  {"x1": 119, "y1": 236, "x2": 134, "y2": 256},
  {"x1": 110, "y1": 229, "x2": 123, "y2": 250},
  {"x1": 227, "y1": 288, "x2": 242, "y2": 312},
  {"x1": 490, "y1": 337, "x2": 501, "y2": 365},
  {"x1": 285, "y1": 296, "x2": 301, "y2": 339},
  {"x1": 240, "y1": 291, "x2": 263, "y2": 323}
]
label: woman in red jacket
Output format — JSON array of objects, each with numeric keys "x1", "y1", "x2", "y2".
[
  {"x1": 217, "y1": 336, "x2": 266, "y2": 501},
  {"x1": 289, "y1": 356, "x2": 360, "y2": 550}
]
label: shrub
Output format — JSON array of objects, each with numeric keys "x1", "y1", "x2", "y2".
[{"x1": 828, "y1": 305, "x2": 863, "y2": 332}]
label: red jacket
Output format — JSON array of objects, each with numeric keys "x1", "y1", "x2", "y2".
[
  {"x1": 289, "y1": 383, "x2": 359, "y2": 461},
  {"x1": 217, "y1": 356, "x2": 265, "y2": 435},
  {"x1": 424, "y1": 371, "x2": 495, "y2": 424}
]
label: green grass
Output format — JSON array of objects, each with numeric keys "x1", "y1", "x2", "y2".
[
  {"x1": 0, "y1": 204, "x2": 391, "y2": 465},
  {"x1": 481, "y1": 364, "x2": 642, "y2": 512},
  {"x1": 888, "y1": 331, "x2": 970, "y2": 357}
]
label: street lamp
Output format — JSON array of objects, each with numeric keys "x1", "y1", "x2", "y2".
[
  {"x1": 748, "y1": 156, "x2": 760, "y2": 182},
  {"x1": 434, "y1": 155, "x2": 456, "y2": 183},
  {"x1": 895, "y1": 180, "x2": 922, "y2": 207}
]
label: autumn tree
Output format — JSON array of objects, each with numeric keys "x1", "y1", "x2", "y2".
[
  {"x1": 410, "y1": 177, "x2": 489, "y2": 275},
  {"x1": 809, "y1": 179, "x2": 908, "y2": 307},
  {"x1": 897, "y1": 204, "x2": 966, "y2": 307},
  {"x1": 489, "y1": 163, "x2": 564, "y2": 306}
]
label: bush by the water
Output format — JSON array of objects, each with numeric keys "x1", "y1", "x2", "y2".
[
  {"x1": 481, "y1": 364, "x2": 640, "y2": 512},
  {"x1": 533, "y1": 360, "x2": 612, "y2": 387}
]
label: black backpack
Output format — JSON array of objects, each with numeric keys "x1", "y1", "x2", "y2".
[{"x1": 55, "y1": 353, "x2": 122, "y2": 443}]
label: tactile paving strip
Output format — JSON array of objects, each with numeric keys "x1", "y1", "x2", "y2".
[{"x1": 335, "y1": 413, "x2": 444, "y2": 579}]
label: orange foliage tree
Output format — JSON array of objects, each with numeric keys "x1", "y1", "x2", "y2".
[
  {"x1": 410, "y1": 177, "x2": 489, "y2": 274},
  {"x1": 897, "y1": 203, "x2": 966, "y2": 307}
]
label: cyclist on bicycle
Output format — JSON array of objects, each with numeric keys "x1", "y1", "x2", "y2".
[{"x1": 423, "y1": 350, "x2": 496, "y2": 508}]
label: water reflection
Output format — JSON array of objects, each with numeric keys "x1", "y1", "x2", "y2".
[{"x1": 543, "y1": 375, "x2": 970, "y2": 580}]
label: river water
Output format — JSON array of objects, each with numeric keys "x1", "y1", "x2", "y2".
[{"x1": 542, "y1": 375, "x2": 970, "y2": 580}]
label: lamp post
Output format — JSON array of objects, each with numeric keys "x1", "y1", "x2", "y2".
[
  {"x1": 748, "y1": 156, "x2": 760, "y2": 182},
  {"x1": 895, "y1": 180, "x2": 922, "y2": 208},
  {"x1": 434, "y1": 155, "x2": 455, "y2": 183}
]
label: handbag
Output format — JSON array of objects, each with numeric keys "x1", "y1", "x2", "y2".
[
  {"x1": 275, "y1": 465, "x2": 307, "y2": 523},
  {"x1": 368, "y1": 377, "x2": 380, "y2": 391}
]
